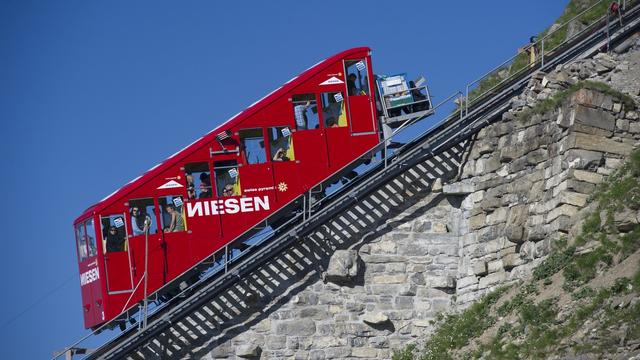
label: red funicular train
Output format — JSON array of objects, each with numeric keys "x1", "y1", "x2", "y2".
[{"x1": 74, "y1": 47, "x2": 431, "y2": 329}]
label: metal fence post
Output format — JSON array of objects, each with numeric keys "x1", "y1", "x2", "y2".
[
  {"x1": 142, "y1": 227, "x2": 149, "y2": 329},
  {"x1": 465, "y1": 85, "x2": 469, "y2": 116},
  {"x1": 541, "y1": 39, "x2": 545, "y2": 68}
]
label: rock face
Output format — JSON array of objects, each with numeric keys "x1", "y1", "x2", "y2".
[
  {"x1": 191, "y1": 39, "x2": 640, "y2": 360},
  {"x1": 325, "y1": 250, "x2": 359, "y2": 283}
]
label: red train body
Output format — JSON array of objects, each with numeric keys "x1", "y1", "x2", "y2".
[{"x1": 74, "y1": 47, "x2": 383, "y2": 329}]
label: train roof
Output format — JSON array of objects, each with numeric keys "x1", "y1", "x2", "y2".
[{"x1": 75, "y1": 47, "x2": 371, "y2": 224}]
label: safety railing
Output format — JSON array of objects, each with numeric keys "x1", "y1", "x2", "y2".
[{"x1": 464, "y1": 0, "x2": 635, "y2": 116}]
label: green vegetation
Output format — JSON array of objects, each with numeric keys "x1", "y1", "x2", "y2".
[
  {"x1": 393, "y1": 146, "x2": 640, "y2": 359},
  {"x1": 465, "y1": 0, "x2": 639, "y2": 108},
  {"x1": 400, "y1": 287, "x2": 508, "y2": 360},
  {"x1": 517, "y1": 80, "x2": 636, "y2": 123}
]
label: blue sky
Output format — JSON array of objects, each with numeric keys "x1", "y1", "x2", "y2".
[{"x1": 0, "y1": 1, "x2": 569, "y2": 358}]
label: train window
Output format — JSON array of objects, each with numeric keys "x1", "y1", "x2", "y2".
[
  {"x1": 128, "y1": 198, "x2": 158, "y2": 236},
  {"x1": 292, "y1": 94, "x2": 319, "y2": 130},
  {"x1": 184, "y1": 162, "x2": 212, "y2": 199},
  {"x1": 100, "y1": 214, "x2": 128, "y2": 253},
  {"x1": 239, "y1": 128, "x2": 267, "y2": 165},
  {"x1": 268, "y1": 126, "x2": 295, "y2": 161},
  {"x1": 345, "y1": 59, "x2": 369, "y2": 96},
  {"x1": 85, "y1": 219, "x2": 97, "y2": 257},
  {"x1": 214, "y1": 160, "x2": 241, "y2": 197},
  {"x1": 75, "y1": 223, "x2": 88, "y2": 262},
  {"x1": 159, "y1": 196, "x2": 186, "y2": 233},
  {"x1": 321, "y1": 92, "x2": 347, "y2": 128}
]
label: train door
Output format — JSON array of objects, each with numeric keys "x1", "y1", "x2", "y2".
[
  {"x1": 239, "y1": 128, "x2": 276, "y2": 229},
  {"x1": 291, "y1": 93, "x2": 329, "y2": 190},
  {"x1": 268, "y1": 125, "x2": 301, "y2": 205},
  {"x1": 212, "y1": 157, "x2": 245, "y2": 243},
  {"x1": 100, "y1": 213, "x2": 134, "y2": 293},
  {"x1": 344, "y1": 58, "x2": 376, "y2": 135},
  {"x1": 76, "y1": 220, "x2": 97, "y2": 327},
  {"x1": 321, "y1": 91, "x2": 352, "y2": 170},
  {"x1": 127, "y1": 198, "x2": 165, "y2": 294},
  {"x1": 157, "y1": 195, "x2": 189, "y2": 280},
  {"x1": 182, "y1": 162, "x2": 222, "y2": 265}
]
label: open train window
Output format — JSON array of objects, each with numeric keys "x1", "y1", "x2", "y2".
[
  {"x1": 269, "y1": 126, "x2": 295, "y2": 161},
  {"x1": 345, "y1": 59, "x2": 369, "y2": 96},
  {"x1": 184, "y1": 162, "x2": 212, "y2": 199},
  {"x1": 292, "y1": 94, "x2": 319, "y2": 130},
  {"x1": 128, "y1": 198, "x2": 158, "y2": 236},
  {"x1": 100, "y1": 214, "x2": 128, "y2": 253},
  {"x1": 239, "y1": 128, "x2": 267, "y2": 165},
  {"x1": 321, "y1": 92, "x2": 347, "y2": 128},
  {"x1": 75, "y1": 223, "x2": 88, "y2": 262},
  {"x1": 159, "y1": 195, "x2": 186, "y2": 233},
  {"x1": 214, "y1": 160, "x2": 240, "y2": 197}
]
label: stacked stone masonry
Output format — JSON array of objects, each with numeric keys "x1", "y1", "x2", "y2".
[{"x1": 138, "y1": 39, "x2": 640, "y2": 360}]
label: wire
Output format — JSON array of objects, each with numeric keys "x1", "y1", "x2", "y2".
[{"x1": 0, "y1": 273, "x2": 76, "y2": 330}]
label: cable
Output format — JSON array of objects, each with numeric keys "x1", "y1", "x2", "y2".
[{"x1": 0, "y1": 273, "x2": 76, "y2": 329}]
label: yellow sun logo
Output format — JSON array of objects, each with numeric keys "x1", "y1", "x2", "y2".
[{"x1": 278, "y1": 182, "x2": 288, "y2": 192}]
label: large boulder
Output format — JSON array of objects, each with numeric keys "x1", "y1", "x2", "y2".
[{"x1": 325, "y1": 250, "x2": 359, "y2": 283}]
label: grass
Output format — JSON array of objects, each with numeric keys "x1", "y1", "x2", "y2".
[
  {"x1": 410, "y1": 287, "x2": 508, "y2": 360},
  {"x1": 393, "y1": 146, "x2": 640, "y2": 359},
  {"x1": 464, "y1": 0, "x2": 640, "y2": 110},
  {"x1": 517, "y1": 80, "x2": 636, "y2": 123}
]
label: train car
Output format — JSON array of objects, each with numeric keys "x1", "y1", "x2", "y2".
[{"x1": 73, "y1": 47, "x2": 428, "y2": 330}]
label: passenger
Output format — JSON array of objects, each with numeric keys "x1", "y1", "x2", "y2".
[
  {"x1": 326, "y1": 118, "x2": 339, "y2": 128},
  {"x1": 199, "y1": 172, "x2": 210, "y2": 186},
  {"x1": 105, "y1": 226, "x2": 125, "y2": 252},
  {"x1": 166, "y1": 204, "x2": 185, "y2": 232},
  {"x1": 131, "y1": 207, "x2": 151, "y2": 236},
  {"x1": 294, "y1": 101, "x2": 311, "y2": 129},
  {"x1": 198, "y1": 173, "x2": 212, "y2": 198},
  {"x1": 187, "y1": 185, "x2": 196, "y2": 200},
  {"x1": 185, "y1": 173, "x2": 195, "y2": 199},
  {"x1": 347, "y1": 74, "x2": 358, "y2": 96},
  {"x1": 222, "y1": 184, "x2": 236, "y2": 197},
  {"x1": 272, "y1": 147, "x2": 289, "y2": 161},
  {"x1": 78, "y1": 235, "x2": 88, "y2": 259},
  {"x1": 198, "y1": 182, "x2": 212, "y2": 199}
]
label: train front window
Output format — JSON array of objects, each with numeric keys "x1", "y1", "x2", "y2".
[
  {"x1": 159, "y1": 196, "x2": 186, "y2": 233},
  {"x1": 268, "y1": 126, "x2": 295, "y2": 161},
  {"x1": 292, "y1": 94, "x2": 319, "y2": 130},
  {"x1": 128, "y1": 198, "x2": 158, "y2": 236},
  {"x1": 321, "y1": 92, "x2": 347, "y2": 128},
  {"x1": 214, "y1": 160, "x2": 241, "y2": 197},
  {"x1": 75, "y1": 223, "x2": 88, "y2": 262},
  {"x1": 345, "y1": 59, "x2": 369, "y2": 96},
  {"x1": 185, "y1": 162, "x2": 212, "y2": 199},
  {"x1": 100, "y1": 214, "x2": 128, "y2": 253},
  {"x1": 239, "y1": 128, "x2": 267, "y2": 165},
  {"x1": 85, "y1": 219, "x2": 97, "y2": 257}
]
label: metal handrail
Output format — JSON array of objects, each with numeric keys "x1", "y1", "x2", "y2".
[{"x1": 464, "y1": 0, "x2": 623, "y2": 115}]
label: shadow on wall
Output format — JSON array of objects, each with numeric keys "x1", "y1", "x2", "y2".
[{"x1": 131, "y1": 141, "x2": 469, "y2": 359}]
